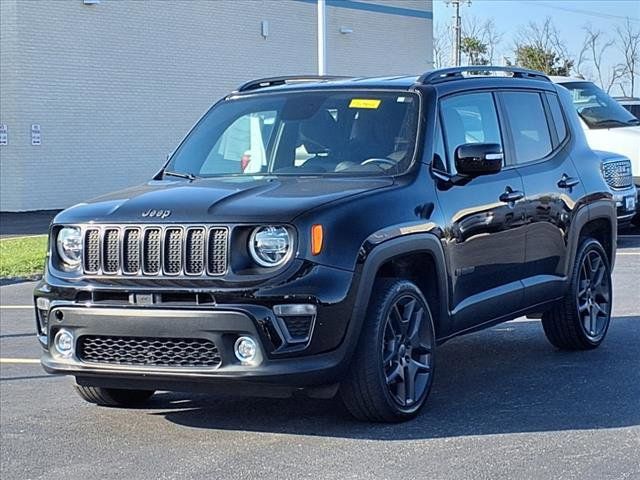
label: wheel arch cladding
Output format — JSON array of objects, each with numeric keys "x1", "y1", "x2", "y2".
[{"x1": 353, "y1": 233, "x2": 449, "y2": 341}]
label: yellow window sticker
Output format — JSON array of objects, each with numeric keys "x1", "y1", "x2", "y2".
[{"x1": 349, "y1": 98, "x2": 381, "y2": 109}]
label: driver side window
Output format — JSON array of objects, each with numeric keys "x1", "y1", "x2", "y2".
[{"x1": 440, "y1": 92, "x2": 502, "y2": 173}]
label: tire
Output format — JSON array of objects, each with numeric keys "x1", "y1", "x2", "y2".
[
  {"x1": 542, "y1": 238, "x2": 612, "y2": 350},
  {"x1": 74, "y1": 384, "x2": 155, "y2": 407},
  {"x1": 340, "y1": 279, "x2": 436, "y2": 422}
]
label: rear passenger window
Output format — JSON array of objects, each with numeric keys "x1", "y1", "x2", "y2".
[
  {"x1": 501, "y1": 92, "x2": 553, "y2": 164},
  {"x1": 546, "y1": 93, "x2": 568, "y2": 144},
  {"x1": 440, "y1": 93, "x2": 502, "y2": 172}
]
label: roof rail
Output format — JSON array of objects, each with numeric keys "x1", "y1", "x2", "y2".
[
  {"x1": 418, "y1": 66, "x2": 550, "y2": 85},
  {"x1": 236, "y1": 75, "x2": 352, "y2": 93}
]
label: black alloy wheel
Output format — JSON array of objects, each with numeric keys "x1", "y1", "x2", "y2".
[
  {"x1": 576, "y1": 249, "x2": 611, "y2": 341},
  {"x1": 382, "y1": 294, "x2": 434, "y2": 408}
]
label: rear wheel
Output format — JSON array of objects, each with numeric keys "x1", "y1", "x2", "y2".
[
  {"x1": 542, "y1": 238, "x2": 612, "y2": 350},
  {"x1": 340, "y1": 279, "x2": 435, "y2": 422},
  {"x1": 74, "y1": 384, "x2": 155, "y2": 407}
]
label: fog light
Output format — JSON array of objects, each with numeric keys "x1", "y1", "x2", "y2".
[
  {"x1": 234, "y1": 336, "x2": 257, "y2": 363},
  {"x1": 54, "y1": 329, "x2": 74, "y2": 358}
]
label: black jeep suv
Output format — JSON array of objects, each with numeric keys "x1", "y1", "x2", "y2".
[{"x1": 36, "y1": 67, "x2": 617, "y2": 422}]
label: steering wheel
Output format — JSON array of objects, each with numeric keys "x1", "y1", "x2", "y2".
[{"x1": 361, "y1": 158, "x2": 397, "y2": 168}]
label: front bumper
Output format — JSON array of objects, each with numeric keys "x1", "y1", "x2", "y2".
[
  {"x1": 612, "y1": 185, "x2": 637, "y2": 224},
  {"x1": 40, "y1": 305, "x2": 353, "y2": 392},
  {"x1": 35, "y1": 263, "x2": 362, "y2": 395}
]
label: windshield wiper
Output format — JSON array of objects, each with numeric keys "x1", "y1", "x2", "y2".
[{"x1": 163, "y1": 170, "x2": 198, "y2": 181}]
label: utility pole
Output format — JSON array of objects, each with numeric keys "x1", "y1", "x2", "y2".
[
  {"x1": 317, "y1": 0, "x2": 327, "y2": 75},
  {"x1": 446, "y1": 0, "x2": 471, "y2": 66}
]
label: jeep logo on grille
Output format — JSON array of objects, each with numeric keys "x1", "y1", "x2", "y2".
[{"x1": 142, "y1": 209, "x2": 171, "y2": 219}]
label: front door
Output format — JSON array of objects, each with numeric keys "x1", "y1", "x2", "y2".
[{"x1": 436, "y1": 91, "x2": 527, "y2": 332}]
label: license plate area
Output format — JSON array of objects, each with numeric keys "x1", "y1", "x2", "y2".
[{"x1": 625, "y1": 195, "x2": 636, "y2": 212}]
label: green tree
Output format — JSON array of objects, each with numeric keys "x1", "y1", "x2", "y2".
[
  {"x1": 512, "y1": 45, "x2": 573, "y2": 76},
  {"x1": 461, "y1": 36, "x2": 489, "y2": 66}
]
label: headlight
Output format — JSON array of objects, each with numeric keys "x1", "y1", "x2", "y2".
[
  {"x1": 56, "y1": 227, "x2": 82, "y2": 268},
  {"x1": 248, "y1": 226, "x2": 292, "y2": 267}
]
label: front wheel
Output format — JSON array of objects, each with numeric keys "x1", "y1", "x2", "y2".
[
  {"x1": 340, "y1": 279, "x2": 435, "y2": 422},
  {"x1": 542, "y1": 238, "x2": 612, "y2": 350},
  {"x1": 74, "y1": 384, "x2": 155, "y2": 408}
]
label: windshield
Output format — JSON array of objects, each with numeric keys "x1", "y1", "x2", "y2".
[
  {"x1": 166, "y1": 90, "x2": 420, "y2": 178},
  {"x1": 561, "y1": 81, "x2": 640, "y2": 129}
]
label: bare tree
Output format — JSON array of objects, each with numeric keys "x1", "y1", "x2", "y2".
[
  {"x1": 482, "y1": 18, "x2": 503, "y2": 65},
  {"x1": 617, "y1": 18, "x2": 640, "y2": 96},
  {"x1": 582, "y1": 24, "x2": 628, "y2": 93},
  {"x1": 433, "y1": 22, "x2": 452, "y2": 69},
  {"x1": 514, "y1": 17, "x2": 571, "y2": 64},
  {"x1": 460, "y1": 15, "x2": 503, "y2": 66}
]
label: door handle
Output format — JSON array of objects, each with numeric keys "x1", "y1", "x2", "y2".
[
  {"x1": 499, "y1": 188, "x2": 524, "y2": 203},
  {"x1": 558, "y1": 174, "x2": 580, "y2": 189}
]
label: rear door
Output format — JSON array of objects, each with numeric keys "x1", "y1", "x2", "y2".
[
  {"x1": 497, "y1": 89, "x2": 585, "y2": 306},
  {"x1": 436, "y1": 91, "x2": 527, "y2": 332}
]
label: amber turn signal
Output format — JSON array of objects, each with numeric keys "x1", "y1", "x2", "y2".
[{"x1": 311, "y1": 224, "x2": 323, "y2": 255}]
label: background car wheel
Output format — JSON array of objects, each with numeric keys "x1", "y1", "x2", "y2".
[
  {"x1": 542, "y1": 238, "x2": 612, "y2": 350},
  {"x1": 74, "y1": 384, "x2": 155, "y2": 407},
  {"x1": 340, "y1": 279, "x2": 435, "y2": 422}
]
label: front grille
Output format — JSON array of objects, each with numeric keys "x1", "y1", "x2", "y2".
[
  {"x1": 78, "y1": 335, "x2": 222, "y2": 368},
  {"x1": 602, "y1": 160, "x2": 633, "y2": 189},
  {"x1": 83, "y1": 226, "x2": 228, "y2": 277}
]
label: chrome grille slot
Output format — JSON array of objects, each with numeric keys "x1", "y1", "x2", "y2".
[
  {"x1": 208, "y1": 228, "x2": 228, "y2": 275},
  {"x1": 143, "y1": 228, "x2": 161, "y2": 274},
  {"x1": 185, "y1": 228, "x2": 205, "y2": 274},
  {"x1": 84, "y1": 229, "x2": 100, "y2": 273},
  {"x1": 103, "y1": 229, "x2": 120, "y2": 274},
  {"x1": 81, "y1": 226, "x2": 228, "y2": 277},
  {"x1": 602, "y1": 160, "x2": 632, "y2": 189},
  {"x1": 122, "y1": 229, "x2": 140, "y2": 274},
  {"x1": 164, "y1": 228, "x2": 183, "y2": 275}
]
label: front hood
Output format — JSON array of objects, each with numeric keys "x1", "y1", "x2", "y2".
[
  {"x1": 583, "y1": 125, "x2": 640, "y2": 169},
  {"x1": 54, "y1": 175, "x2": 394, "y2": 225}
]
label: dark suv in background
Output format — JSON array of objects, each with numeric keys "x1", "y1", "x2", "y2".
[{"x1": 36, "y1": 67, "x2": 618, "y2": 422}]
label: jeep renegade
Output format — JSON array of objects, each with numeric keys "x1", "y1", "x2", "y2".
[{"x1": 36, "y1": 67, "x2": 619, "y2": 422}]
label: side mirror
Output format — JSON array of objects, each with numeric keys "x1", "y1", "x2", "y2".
[{"x1": 455, "y1": 143, "x2": 503, "y2": 176}]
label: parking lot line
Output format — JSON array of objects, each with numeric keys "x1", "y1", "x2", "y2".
[
  {"x1": 0, "y1": 305, "x2": 32, "y2": 309},
  {"x1": 617, "y1": 252, "x2": 640, "y2": 255},
  {"x1": 0, "y1": 358, "x2": 40, "y2": 364}
]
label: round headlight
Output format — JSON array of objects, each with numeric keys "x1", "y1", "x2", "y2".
[
  {"x1": 249, "y1": 226, "x2": 292, "y2": 268},
  {"x1": 56, "y1": 227, "x2": 82, "y2": 267}
]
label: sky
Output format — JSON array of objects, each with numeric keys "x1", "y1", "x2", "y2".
[{"x1": 432, "y1": 0, "x2": 640, "y2": 95}]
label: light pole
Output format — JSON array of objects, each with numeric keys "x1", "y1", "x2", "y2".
[{"x1": 317, "y1": 0, "x2": 327, "y2": 75}]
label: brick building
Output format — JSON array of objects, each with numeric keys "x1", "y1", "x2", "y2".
[{"x1": 0, "y1": 0, "x2": 433, "y2": 211}]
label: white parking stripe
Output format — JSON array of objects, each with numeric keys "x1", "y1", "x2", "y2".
[
  {"x1": 617, "y1": 252, "x2": 640, "y2": 255},
  {"x1": 0, "y1": 306, "x2": 32, "y2": 309},
  {"x1": 0, "y1": 358, "x2": 40, "y2": 364}
]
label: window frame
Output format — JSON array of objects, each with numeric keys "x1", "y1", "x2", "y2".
[{"x1": 437, "y1": 89, "x2": 506, "y2": 174}]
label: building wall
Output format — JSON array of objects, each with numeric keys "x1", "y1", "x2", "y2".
[{"x1": 0, "y1": 0, "x2": 432, "y2": 211}]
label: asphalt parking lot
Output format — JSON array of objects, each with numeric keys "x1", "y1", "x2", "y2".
[{"x1": 1, "y1": 236, "x2": 639, "y2": 480}]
